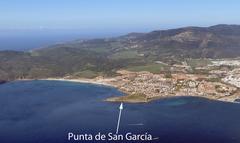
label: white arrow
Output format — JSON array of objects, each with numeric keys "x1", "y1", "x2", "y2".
[{"x1": 116, "y1": 103, "x2": 123, "y2": 134}]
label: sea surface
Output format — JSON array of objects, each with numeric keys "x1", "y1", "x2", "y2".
[
  {"x1": 0, "y1": 80, "x2": 240, "y2": 143},
  {"x1": 0, "y1": 30, "x2": 81, "y2": 51},
  {"x1": 0, "y1": 30, "x2": 123, "y2": 51}
]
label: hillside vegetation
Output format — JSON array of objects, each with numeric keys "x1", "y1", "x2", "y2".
[{"x1": 1, "y1": 24, "x2": 240, "y2": 80}]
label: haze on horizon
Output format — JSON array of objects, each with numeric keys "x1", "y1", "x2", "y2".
[{"x1": 0, "y1": 0, "x2": 240, "y2": 35}]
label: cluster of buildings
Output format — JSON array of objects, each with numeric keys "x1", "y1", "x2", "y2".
[
  {"x1": 99, "y1": 69, "x2": 238, "y2": 102},
  {"x1": 93, "y1": 59, "x2": 240, "y2": 103},
  {"x1": 223, "y1": 68, "x2": 240, "y2": 88},
  {"x1": 211, "y1": 59, "x2": 240, "y2": 66}
]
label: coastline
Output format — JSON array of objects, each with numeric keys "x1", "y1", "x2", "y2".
[
  {"x1": 46, "y1": 78, "x2": 240, "y2": 104},
  {"x1": 42, "y1": 78, "x2": 115, "y2": 87},
  {"x1": 14, "y1": 78, "x2": 240, "y2": 104}
]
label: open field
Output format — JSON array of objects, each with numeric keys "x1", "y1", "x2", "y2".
[{"x1": 126, "y1": 63, "x2": 168, "y2": 73}]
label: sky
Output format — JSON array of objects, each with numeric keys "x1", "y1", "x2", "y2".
[{"x1": 0, "y1": 0, "x2": 240, "y2": 33}]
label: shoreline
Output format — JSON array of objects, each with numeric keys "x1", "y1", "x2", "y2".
[
  {"x1": 42, "y1": 78, "x2": 114, "y2": 87},
  {"x1": 46, "y1": 79, "x2": 240, "y2": 104},
  {"x1": 14, "y1": 78, "x2": 240, "y2": 104},
  {"x1": 14, "y1": 78, "x2": 114, "y2": 87}
]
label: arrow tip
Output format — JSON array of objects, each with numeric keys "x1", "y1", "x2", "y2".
[{"x1": 119, "y1": 103, "x2": 123, "y2": 110}]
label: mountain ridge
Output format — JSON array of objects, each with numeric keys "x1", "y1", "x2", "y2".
[{"x1": 1, "y1": 24, "x2": 240, "y2": 80}]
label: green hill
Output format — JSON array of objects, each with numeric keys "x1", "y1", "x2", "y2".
[{"x1": 1, "y1": 24, "x2": 240, "y2": 80}]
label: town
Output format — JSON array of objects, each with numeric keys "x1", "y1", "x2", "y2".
[{"x1": 94, "y1": 59, "x2": 240, "y2": 103}]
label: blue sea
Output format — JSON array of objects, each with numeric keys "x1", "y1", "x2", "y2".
[
  {"x1": 0, "y1": 80, "x2": 240, "y2": 143},
  {"x1": 0, "y1": 30, "x2": 124, "y2": 51}
]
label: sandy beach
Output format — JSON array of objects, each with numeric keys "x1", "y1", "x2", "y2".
[{"x1": 42, "y1": 78, "x2": 115, "y2": 87}]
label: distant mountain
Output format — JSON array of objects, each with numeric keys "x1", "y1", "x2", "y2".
[
  {"x1": 1, "y1": 24, "x2": 240, "y2": 80},
  {"x1": 124, "y1": 24, "x2": 240, "y2": 58}
]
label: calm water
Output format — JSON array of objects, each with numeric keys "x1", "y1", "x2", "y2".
[
  {"x1": 0, "y1": 80, "x2": 240, "y2": 143},
  {"x1": 0, "y1": 30, "x2": 84, "y2": 51},
  {"x1": 0, "y1": 30, "x2": 124, "y2": 51}
]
